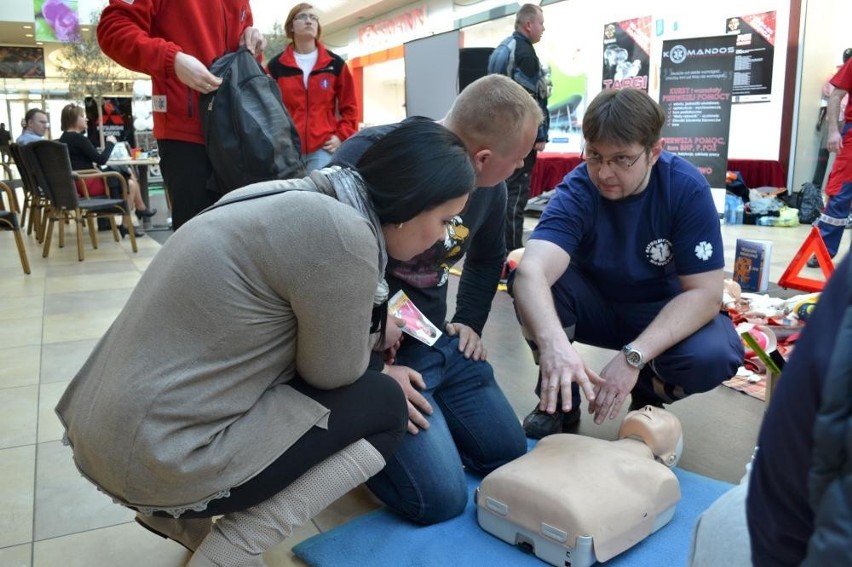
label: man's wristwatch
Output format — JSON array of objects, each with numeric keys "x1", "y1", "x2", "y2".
[{"x1": 622, "y1": 344, "x2": 646, "y2": 369}]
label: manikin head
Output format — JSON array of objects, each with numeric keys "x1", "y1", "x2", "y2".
[{"x1": 617, "y1": 405, "x2": 683, "y2": 468}]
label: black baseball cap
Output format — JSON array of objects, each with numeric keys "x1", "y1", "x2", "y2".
[{"x1": 844, "y1": 47, "x2": 852, "y2": 63}]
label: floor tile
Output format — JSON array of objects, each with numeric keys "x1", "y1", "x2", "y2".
[
  {"x1": 0, "y1": 543, "x2": 31, "y2": 567},
  {"x1": 0, "y1": 316, "x2": 42, "y2": 349},
  {"x1": 0, "y1": 445, "x2": 35, "y2": 548},
  {"x1": 33, "y1": 521, "x2": 188, "y2": 567},
  {"x1": 41, "y1": 311, "x2": 121, "y2": 345},
  {"x1": 0, "y1": 344, "x2": 40, "y2": 389},
  {"x1": 33, "y1": 441, "x2": 132, "y2": 541},
  {"x1": 42, "y1": 288, "x2": 133, "y2": 318},
  {"x1": 0, "y1": 385, "x2": 38, "y2": 449},
  {"x1": 37, "y1": 382, "x2": 70, "y2": 444},
  {"x1": 44, "y1": 271, "x2": 141, "y2": 295},
  {"x1": 0, "y1": 275, "x2": 45, "y2": 299},
  {"x1": 0, "y1": 295, "x2": 44, "y2": 321},
  {"x1": 39, "y1": 339, "x2": 98, "y2": 384}
]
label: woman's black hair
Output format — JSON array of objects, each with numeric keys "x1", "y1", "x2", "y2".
[{"x1": 356, "y1": 119, "x2": 475, "y2": 225}]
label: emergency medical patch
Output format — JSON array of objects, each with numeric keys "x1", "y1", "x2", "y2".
[
  {"x1": 695, "y1": 241, "x2": 713, "y2": 261},
  {"x1": 645, "y1": 239, "x2": 672, "y2": 266}
]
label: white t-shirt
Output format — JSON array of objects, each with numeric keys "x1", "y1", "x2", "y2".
[{"x1": 294, "y1": 50, "x2": 318, "y2": 88}]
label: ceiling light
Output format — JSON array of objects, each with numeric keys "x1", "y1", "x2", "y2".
[
  {"x1": 25, "y1": 34, "x2": 33, "y2": 38},
  {"x1": 23, "y1": 25, "x2": 33, "y2": 29}
]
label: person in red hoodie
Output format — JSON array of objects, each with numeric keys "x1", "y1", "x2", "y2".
[
  {"x1": 97, "y1": 0, "x2": 265, "y2": 231},
  {"x1": 267, "y1": 3, "x2": 359, "y2": 172}
]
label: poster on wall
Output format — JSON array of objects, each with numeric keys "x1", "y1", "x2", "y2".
[
  {"x1": 601, "y1": 16, "x2": 651, "y2": 91},
  {"x1": 85, "y1": 97, "x2": 135, "y2": 147},
  {"x1": 725, "y1": 11, "x2": 776, "y2": 102},
  {"x1": 659, "y1": 35, "x2": 737, "y2": 189},
  {"x1": 0, "y1": 47, "x2": 45, "y2": 79},
  {"x1": 34, "y1": 0, "x2": 81, "y2": 42}
]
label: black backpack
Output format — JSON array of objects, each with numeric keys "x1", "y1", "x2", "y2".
[
  {"x1": 797, "y1": 182, "x2": 824, "y2": 225},
  {"x1": 200, "y1": 48, "x2": 305, "y2": 195}
]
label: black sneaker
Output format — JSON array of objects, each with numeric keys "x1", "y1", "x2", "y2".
[
  {"x1": 522, "y1": 405, "x2": 581, "y2": 439},
  {"x1": 523, "y1": 408, "x2": 562, "y2": 439},
  {"x1": 806, "y1": 255, "x2": 819, "y2": 268},
  {"x1": 561, "y1": 405, "x2": 581, "y2": 432}
]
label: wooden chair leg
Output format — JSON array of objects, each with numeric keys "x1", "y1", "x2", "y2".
[
  {"x1": 75, "y1": 215, "x2": 85, "y2": 262},
  {"x1": 13, "y1": 227, "x2": 31, "y2": 274},
  {"x1": 123, "y1": 213, "x2": 138, "y2": 253},
  {"x1": 87, "y1": 216, "x2": 99, "y2": 249},
  {"x1": 58, "y1": 214, "x2": 65, "y2": 249},
  {"x1": 42, "y1": 216, "x2": 55, "y2": 258},
  {"x1": 110, "y1": 217, "x2": 120, "y2": 242}
]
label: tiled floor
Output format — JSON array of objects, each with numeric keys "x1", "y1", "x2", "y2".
[{"x1": 0, "y1": 189, "x2": 848, "y2": 566}]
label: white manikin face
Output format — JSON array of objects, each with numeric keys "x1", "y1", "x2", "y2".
[{"x1": 618, "y1": 405, "x2": 684, "y2": 468}]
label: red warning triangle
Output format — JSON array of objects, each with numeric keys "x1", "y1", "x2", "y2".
[{"x1": 777, "y1": 226, "x2": 835, "y2": 292}]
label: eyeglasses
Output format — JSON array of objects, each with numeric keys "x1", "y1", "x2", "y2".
[
  {"x1": 294, "y1": 13, "x2": 319, "y2": 22},
  {"x1": 581, "y1": 148, "x2": 645, "y2": 171}
]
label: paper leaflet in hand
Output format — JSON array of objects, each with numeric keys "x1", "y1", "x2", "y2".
[{"x1": 388, "y1": 290, "x2": 442, "y2": 346}]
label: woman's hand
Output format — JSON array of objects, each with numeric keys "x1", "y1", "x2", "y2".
[
  {"x1": 383, "y1": 364, "x2": 432, "y2": 434},
  {"x1": 174, "y1": 52, "x2": 222, "y2": 94},
  {"x1": 376, "y1": 315, "x2": 404, "y2": 353},
  {"x1": 445, "y1": 322, "x2": 486, "y2": 361},
  {"x1": 105, "y1": 135, "x2": 117, "y2": 144}
]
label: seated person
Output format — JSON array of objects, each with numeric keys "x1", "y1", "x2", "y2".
[
  {"x1": 745, "y1": 254, "x2": 852, "y2": 566},
  {"x1": 331, "y1": 74, "x2": 543, "y2": 524},
  {"x1": 55, "y1": 120, "x2": 476, "y2": 565},
  {"x1": 57, "y1": 103, "x2": 155, "y2": 237},
  {"x1": 690, "y1": 255, "x2": 852, "y2": 566},
  {"x1": 17, "y1": 108, "x2": 48, "y2": 145},
  {"x1": 479, "y1": 406, "x2": 683, "y2": 566},
  {"x1": 510, "y1": 88, "x2": 743, "y2": 437}
]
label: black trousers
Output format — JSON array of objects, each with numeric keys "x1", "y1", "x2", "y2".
[
  {"x1": 157, "y1": 140, "x2": 219, "y2": 231},
  {"x1": 505, "y1": 148, "x2": 538, "y2": 255},
  {"x1": 172, "y1": 370, "x2": 407, "y2": 517}
]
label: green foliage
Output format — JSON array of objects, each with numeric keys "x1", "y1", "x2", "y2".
[
  {"x1": 60, "y1": 7, "x2": 130, "y2": 103},
  {"x1": 263, "y1": 21, "x2": 288, "y2": 60}
]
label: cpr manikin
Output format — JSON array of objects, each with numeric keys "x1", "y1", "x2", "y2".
[{"x1": 477, "y1": 406, "x2": 683, "y2": 567}]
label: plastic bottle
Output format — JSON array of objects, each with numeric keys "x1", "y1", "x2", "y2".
[
  {"x1": 724, "y1": 194, "x2": 738, "y2": 224},
  {"x1": 735, "y1": 199, "x2": 745, "y2": 225}
]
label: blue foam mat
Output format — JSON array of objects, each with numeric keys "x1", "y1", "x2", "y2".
[{"x1": 293, "y1": 467, "x2": 734, "y2": 566}]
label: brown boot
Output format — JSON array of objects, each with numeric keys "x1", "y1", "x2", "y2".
[{"x1": 135, "y1": 512, "x2": 213, "y2": 552}]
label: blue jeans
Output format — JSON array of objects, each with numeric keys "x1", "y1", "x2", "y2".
[
  {"x1": 366, "y1": 334, "x2": 527, "y2": 524},
  {"x1": 304, "y1": 149, "x2": 333, "y2": 173}
]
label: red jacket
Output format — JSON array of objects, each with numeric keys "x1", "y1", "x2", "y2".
[
  {"x1": 97, "y1": 0, "x2": 252, "y2": 145},
  {"x1": 267, "y1": 43, "x2": 359, "y2": 155}
]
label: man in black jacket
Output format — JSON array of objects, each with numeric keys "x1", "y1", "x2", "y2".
[
  {"x1": 331, "y1": 74, "x2": 542, "y2": 525},
  {"x1": 488, "y1": 3, "x2": 551, "y2": 256}
]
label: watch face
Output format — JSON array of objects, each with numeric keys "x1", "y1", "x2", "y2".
[{"x1": 624, "y1": 347, "x2": 644, "y2": 368}]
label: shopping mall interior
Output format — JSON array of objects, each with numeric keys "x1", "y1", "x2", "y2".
[{"x1": 1, "y1": 0, "x2": 851, "y2": 565}]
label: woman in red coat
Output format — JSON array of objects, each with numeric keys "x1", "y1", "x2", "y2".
[{"x1": 267, "y1": 3, "x2": 359, "y2": 172}]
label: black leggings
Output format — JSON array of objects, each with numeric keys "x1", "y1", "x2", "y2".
[{"x1": 172, "y1": 370, "x2": 407, "y2": 518}]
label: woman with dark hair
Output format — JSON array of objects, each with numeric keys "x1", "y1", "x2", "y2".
[
  {"x1": 56, "y1": 119, "x2": 474, "y2": 566},
  {"x1": 266, "y1": 3, "x2": 359, "y2": 172},
  {"x1": 58, "y1": 103, "x2": 155, "y2": 237}
]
